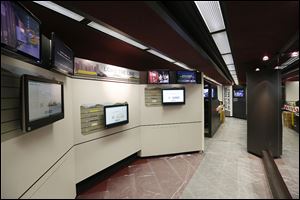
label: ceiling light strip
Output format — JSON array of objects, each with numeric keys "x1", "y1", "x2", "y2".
[
  {"x1": 203, "y1": 74, "x2": 222, "y2": 86},
  {"x1": 212, "y1": 31, "x2": 231, "y2": 54},
  {"x1": 88, "y1": 22, "x2": 148, "y2": 50},
  {"x1": 222, "y1": 54, "x2": 234, "y2": 65},
  {"x1": 147, "y1": 50, "x2": 175, "y2": 63},
  {"x1": 194, "y1": 1, "x2": 225, "y2": 33},
  {"x1": 33, "y1": 1, "x2": 85, "y2": 21},
  {"x1": 174, "y1": 62, "x2": 193, "y2": 70}
]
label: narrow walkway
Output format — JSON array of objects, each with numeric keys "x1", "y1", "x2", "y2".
[{"x1": 181, "y1": 118, "x2": 273, "y2": 199}]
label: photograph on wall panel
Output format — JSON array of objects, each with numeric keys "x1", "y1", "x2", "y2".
[{"x1": 74, "y1": 57, "x2": 140, "y2": 83}]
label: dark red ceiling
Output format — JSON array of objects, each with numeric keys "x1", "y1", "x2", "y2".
[
  {"x1": 22, "y1": 1, "x2": 230, "y2": 84},
  {"x1": 223, "y1": 1, "x2": 299, "y2": 84}
]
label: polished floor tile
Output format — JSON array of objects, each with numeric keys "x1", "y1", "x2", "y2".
[
  {"x1": 77, "y1": 117, "x2": 299, "y2": 199},
  {"x1": 181, "y1": 118, "x2": 273, "y2": 199},
  {"x1": 76, "y1": 153, "x2": 204, "y2": 199}
]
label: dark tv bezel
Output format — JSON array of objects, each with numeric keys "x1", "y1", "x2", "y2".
[
  {"x1": 161, "y1": 88, "x2": 186, "y2": 105},
  {"x1": 147, "y1": 70, "x2": 170, "y2": 84},
  {"x1": 1, "y1": 1, "x2": 42, "y2": 63},
  {"x1": 22, "y1": 74, "x2": 64, "y2": 132},
  {"x1": 176, "y1": 70, "x2": 197, "y2": 84},
  {"x1": 104, "y1": 104, "x2": 129, "y2": 128},
  {"x1": 233, "y1": 89, "x2": 245, "y2": 98},
  {"x1": 50, "y1": 32, "x2": 74, "y2": 75}
]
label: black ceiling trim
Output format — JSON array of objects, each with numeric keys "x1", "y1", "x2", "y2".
[
  {"x1": 146, "y1": 1, "x2": 233, "y2": 84},
  {"x1": 210, "y1": 29, "x2": 226, "y2": 35},
  {"x1": 281, "y1": 60, "x2": 299, "y2": 75},
  {"x1": 219, "y1": 1, "x2": 239, "y2": 83},
  {"x1": 279, "y1": 31, "x2": 299, "y2": 54}
]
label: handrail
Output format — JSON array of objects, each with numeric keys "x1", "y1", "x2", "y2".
[{"x1": 261, "y1": 150, "x2": 292, "y2": 199}]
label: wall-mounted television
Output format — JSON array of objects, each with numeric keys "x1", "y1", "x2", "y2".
[
  {"x1": 51, "y1": 32, "x2": 74, "y2": 75},
  {"x1": 21, "y1": 75, "x2": 64, "y2": 132},
  {"x1": 162, "y1": 88, "x2": 185, "y2": 105},
  {"x1": 233, "y1": 89, "x2": 245, "y2": 98},
  {"x1": 176, "y1": 71, "x2": 196, "y2": 83},
  {"x1": 1, "y1": 1, "x2": 41, "y2": 62},
  {"x1": 204, "y1": 88, "x2": 209, "y2": 98},
  {"x1": 104, "y1": 104, "x2": 129, "y2": 128},
  {"x1": 148, "y1": 70, "x2": 169, "y2": 84}
]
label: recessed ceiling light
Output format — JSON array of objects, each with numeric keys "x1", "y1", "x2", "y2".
[
  {"x1": 274, "y1": 66, "x2": 280, "y2": 69},
  {"x1": 255, "y1": 68, "x2": 260, "y2": 71},
  {"x1": 33, "y1": 1, "x2": 85, "y2": 21},
  {"x1": 263, "y1": 56, "x2": 269, "y2": 61},
  {"x1": 291, "y1": 51, "x2": 299, "y2": 57},
  {"x1": 87, "y1": 22, "x2": 148, "y2": 50}
]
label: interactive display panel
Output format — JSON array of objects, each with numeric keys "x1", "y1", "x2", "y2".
[
  {"x1": 204, "y1": 88, "x2": 209, "y2": 98},
  {"x1": 233, "y1": 89, "x2": 245, "y2": 98},
  {"x1": 162, "y1": 88, "x2": 185, "y2": 105},
  {"x1": 1, "y1": 1, "x2": 41, "y2": 61},
  {"x1": 176, "y1": 71, "x2": 197, "y2": 83},
  {"x1": 148, "y1": 70, "x2": 169, "y2": 84},
  {"x1": 104, "y1": 104, "x2": 129, "y2": 128},
  {"x1": 22, "y1": 75, "x2": 64, "y2": 132}
]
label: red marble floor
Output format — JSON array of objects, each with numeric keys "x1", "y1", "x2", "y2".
[{"x1": 76, "y1": 152, "x2": 204, "y2": 199}]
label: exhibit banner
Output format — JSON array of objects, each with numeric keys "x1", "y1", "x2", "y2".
[{"x1": 74, "y1": 57, "x2": 140, "y2": 83}]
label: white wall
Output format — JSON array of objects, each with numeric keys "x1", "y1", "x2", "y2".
[
  {"x1": 285, "y1": 81, "x2": 299, "y2": 102},
  {"x1": 218, "y1": 85, "x2": 223, "y2": 102},
  {"x1": 71, "y1": 79, "x2": 141, "y2": 183},
  {"x1": 1, "y1": 55, "x2": 76, "y2": 199},
  {"x1": 139, "y1": 84, "x2": 204, "y2": 156},
  {"x1": 1, "y1": 55, "x2": 204, "y2": 198}
]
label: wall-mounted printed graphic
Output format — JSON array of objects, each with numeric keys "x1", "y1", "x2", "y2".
[{"x1": 74, "y1": 57, "x2": 140, "y2": 83}]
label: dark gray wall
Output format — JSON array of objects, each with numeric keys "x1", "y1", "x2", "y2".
[
  {"x1": 211, "y1": 98, "x2": 221, "y2": 135},
  {"x1": 204, "y1": 81, "x2": 221, "y2": 137},
  {"x1": 233, "y1": 85, "x2": 246, "y2": 119},
  {"x1": 247, "y1": 69, "x2": 282, "y2": 158}
]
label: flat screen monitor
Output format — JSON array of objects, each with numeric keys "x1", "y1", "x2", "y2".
[
  {"x1": 162, "y1": 88, "x2": 185, "y2": 105},
  {"x1": 148, "y1": 70, "x2": 169, "y2": 84},
  {"x1": 51, "y1": 32, "x2": 74, "y2": 75},
  {"x1": 176, "y1": 71, "x2": 196, "y2": 83},
  {"x1": 21, "y1": 75, "x2": 64, "y2": 132},
  {"x1": 233, "y1": 89, "x2": 244, "y2": 98},
  {"x1": 204, "y1": 88, "x2": 209, "y2": 98},
  {"x1": 1, "y1": 1, "x2": 41, "y2": 62},
  {"x1": 104, "y1": 104, "x2": 129, "y2": 128}
]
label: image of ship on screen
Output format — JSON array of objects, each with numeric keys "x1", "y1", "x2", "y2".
[{"x1": 28, "y1": 81, "x2": 62, "y2": 122}]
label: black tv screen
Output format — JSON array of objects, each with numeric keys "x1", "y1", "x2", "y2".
[
  {"x1": 1, "y1": 1, "x2": 41, "y2": 61},
  {"x1": 104, "y1": 104, "x2": 129, "y2": 128},
  {"x1": 51, "y1": 32, "x2": 74, "y2": 75},
  {"x1": 176, "y1": 71, "x2": 196, "y2": 83},
  {"x1": 234, "y1": 89, "x2": 244, "y2": 98},
  {"x1": 148, "y1": 70, "x2": 169, "y2": 84},
  {"x1": 162, "y1": 88, "x2": 185, "y2": 105},
  {"x1": 22, "y1": 75, "x2": 64, "y2": 132}
]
